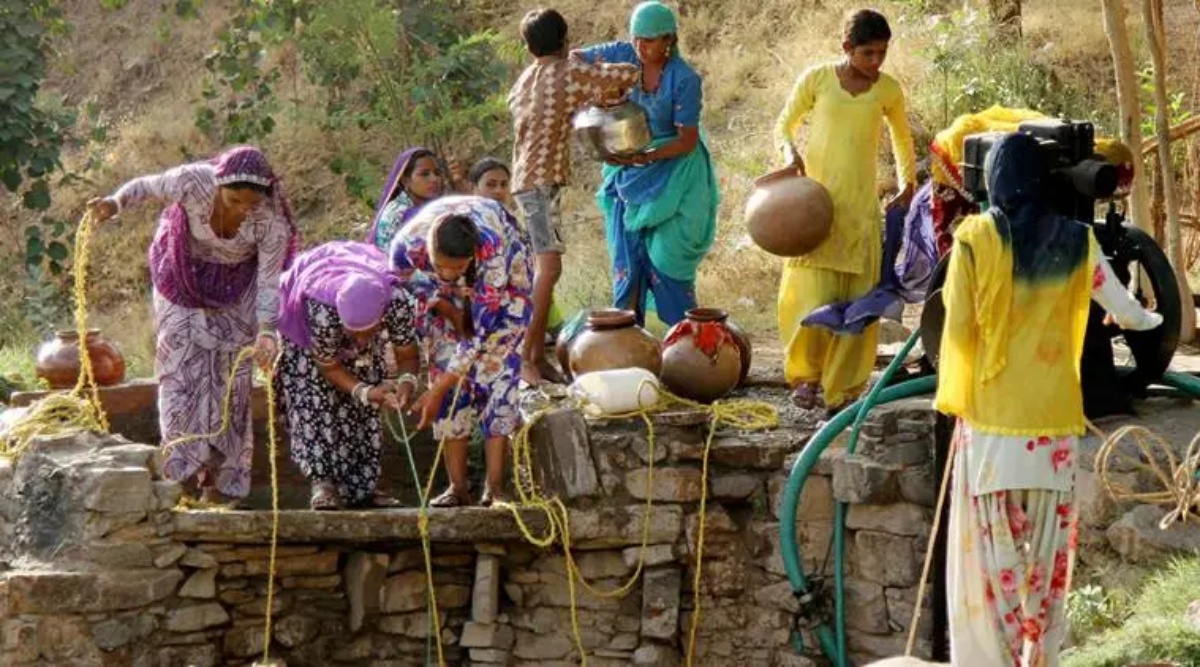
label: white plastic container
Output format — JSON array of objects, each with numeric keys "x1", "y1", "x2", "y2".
[{"x1": 570, "y1": 368, "x2": 661, "y2": 416}]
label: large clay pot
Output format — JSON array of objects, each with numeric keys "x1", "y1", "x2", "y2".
[
  {"x1": 744, "y1": 168, "x2": 834, "y2": 257},
  {"x1": 35, "y1": 329, "x2": 126, "y2": 390},
  {"x1": 568, "y1": 309, "x2": 662, "y2": 377},
  {"x1": 660, "y1": 310, "x2": 742, "y2": 403}
]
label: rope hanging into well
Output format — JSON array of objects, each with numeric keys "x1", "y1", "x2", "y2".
[{"x1": 498, "y1": 384, "x2": 778, "y2": 666}]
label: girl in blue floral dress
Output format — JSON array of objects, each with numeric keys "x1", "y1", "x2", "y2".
[{"x1": 390, "y1": 195, "x2": 534, "y2": 507}]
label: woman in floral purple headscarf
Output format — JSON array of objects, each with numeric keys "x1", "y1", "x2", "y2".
[
  {"x1": 367, "y1": 147, "x2": 469, "y2": 252},
  {"x1": 88, "y1": 146, "x2": 299, "y2": 507}
]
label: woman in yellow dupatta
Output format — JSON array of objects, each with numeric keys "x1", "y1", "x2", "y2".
[{"x1": 934, "y1": 133, "x2": 1161, "y2": 666}]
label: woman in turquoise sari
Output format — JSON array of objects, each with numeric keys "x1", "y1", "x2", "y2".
[{"x1": 573, "y1": 1, "x2": 718, "y2": 326}]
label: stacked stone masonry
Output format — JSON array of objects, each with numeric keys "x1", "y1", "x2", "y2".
[{"x1": 0, "y1": 396, "x2": 952, "y2": 666}]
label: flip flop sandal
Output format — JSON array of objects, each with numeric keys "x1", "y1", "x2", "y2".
[
  {"x1": 310, "y1": 482, "x2": 342, "y2": 511},
  {"x1": 535, "y1": 359, "x2": 567, "y2": 386},
  {"x1": 429, "y1": 487, "x2": 472, "y2": 508},
  {"x1": 199, "y1": 487, "x2": 252, "y2": 510}
]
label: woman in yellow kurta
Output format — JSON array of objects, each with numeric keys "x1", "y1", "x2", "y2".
[
  {"x1": 935, "y1": 133, "x2": 1161, "y2": 666},
  {"x1": 774, "y1": 9, "x2": 917, "y2": 414}
]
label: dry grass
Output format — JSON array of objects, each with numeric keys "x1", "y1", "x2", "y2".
[{"x1": 3, "y1": 0, "x2": 1200, "y2": 385}]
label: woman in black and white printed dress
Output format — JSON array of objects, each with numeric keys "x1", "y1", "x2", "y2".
[{"x1": 276, "y1": 241, "x2": 421, "y2": 510}]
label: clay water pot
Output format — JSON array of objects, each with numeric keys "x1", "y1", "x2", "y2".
[
  {"x1": 554, "y1": 310, "x2": 591, "y2": 381},
  {"x1": 35, "y1": 329, "x2": 126, "y2": 390},
  {"x1": 660, "y1": 309, "x2": 743, "y2": 403},
  {"x1": 744, "y1": 168, "x2": 834, "y2": 257},
  {"x1": 568, "y1": 309, "x2": 662, "y2": 377}
]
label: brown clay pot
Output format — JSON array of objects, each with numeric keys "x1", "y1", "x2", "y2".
[
  {"x1": 554, "y1": 310, "x2": 591, "y2": 382},
  {"x1": 36, "y1": 329, "x2": 126, "y2": 390},
  {"x1": 568, "y1": 309, "x2": 662, "y2": 377},
  {"x1": 660, "y1": 309, "x2": 742, "y2": 403},
  {"x1": 744, "y1": 168, "x2": 834, "y2": 257}
]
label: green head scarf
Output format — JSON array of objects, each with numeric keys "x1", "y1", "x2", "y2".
[{"x1": 630, "y1": 1, "x2": 679, "y2": 55}]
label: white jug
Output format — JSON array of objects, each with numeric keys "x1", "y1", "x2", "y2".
[{"x1": 570, "y1": 367, "x2": 661, "y2": 416}]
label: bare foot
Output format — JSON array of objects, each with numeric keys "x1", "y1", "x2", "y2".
[
  {"x1": 520, "y1": 359, "x2": 543, "y2": 386},
  {"x1": 534, "y1": 357, "x2": 566, "y2": 385}
]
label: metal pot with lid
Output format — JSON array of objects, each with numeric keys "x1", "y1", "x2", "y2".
[{"x1": 573, "y1": 100, "x2": 653, "y2": 161}]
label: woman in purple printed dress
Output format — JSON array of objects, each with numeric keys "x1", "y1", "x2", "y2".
[
  {"x1": 389, "y1": 195, "x2": 533, "y2": 508},
  {"x1": 88, "y1": 146, "x2": 299, "y2": 507}
]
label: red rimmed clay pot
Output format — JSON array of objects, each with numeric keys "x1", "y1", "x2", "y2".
[
  {"x1": 660, "y1": 308, "x2": 743, "y2": 403},
  {"x1": 568, "y1": 308, "x2": 662, "y2": 377},
  {"x1": 35, "y1": 329, "x2": 126, "y2": 390}
]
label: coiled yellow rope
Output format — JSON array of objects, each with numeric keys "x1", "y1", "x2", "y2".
[
  {"x1": 1, "y1": 210, "x2": 109, "y2": 458},
  {"x1": 1094, "y1": 421, "x2": 1200, "y2": 528}
]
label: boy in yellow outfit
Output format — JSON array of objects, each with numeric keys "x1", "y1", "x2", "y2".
[{"x1": 774, "y1": 8, "x2": 917, "y2": 415}]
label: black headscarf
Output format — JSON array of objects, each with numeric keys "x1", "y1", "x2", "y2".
[{"x1": 986, "y1": 132, "x2": 1090, "y2": 283}]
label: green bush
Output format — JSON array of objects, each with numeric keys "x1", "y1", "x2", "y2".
[
  {"x1": 904, "y1": 9, "x2": 1112, "y2": 133},
  {"x1": 1065, "y1": 557, "x2": 1200, "y2": 667}
]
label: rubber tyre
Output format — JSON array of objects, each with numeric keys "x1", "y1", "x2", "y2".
[{"x1": 1092, "y1": 223, "x2": 1181, "y2": 395}]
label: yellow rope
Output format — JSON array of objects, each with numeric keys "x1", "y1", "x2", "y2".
[
  {"x1": 412, "y1": 375, "x2": 470, "y2": 667},
  {"x1": 685, "y1": 412, "x2": 719, "y2": 666},
  {"x1": 1094, "y1": 420, "x2": 1200, "y2": 528},
  {"x1": 499, "y1": 383, "x2": 779, "y2": 665},
  {"x1": 2, "y1": 211, "x2": 108, "y2": 459}
]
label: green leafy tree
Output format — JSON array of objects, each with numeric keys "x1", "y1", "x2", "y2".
[
  {"x1": 192, "y1": 0, "x2": 517, "y2": 203},
  {"x1": 1, "y1": 1, "x2": 77, "y2": 333}
]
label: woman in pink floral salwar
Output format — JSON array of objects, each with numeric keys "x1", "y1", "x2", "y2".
[
  {"x1": 934, "y1": 133, "x2": 1160, "y2": 666},
  {"x1": 88, "y1": 147, "x2": 299, "y2": 507}
]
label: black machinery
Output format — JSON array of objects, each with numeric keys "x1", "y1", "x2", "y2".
[{"x1": 919, "y1": 118, "x2": 1182, "y2": 419}]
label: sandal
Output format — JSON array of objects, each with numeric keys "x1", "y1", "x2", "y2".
[
  {"x1": 479, "y1": 487, "x2": 509, "y2": 508},
  {"x1": 310, "y1": 482, "x2": 342, "y2": 511},
  {"x1": 429, "y1": 486, "x2": 472, "y2": 508},
  {"x1": 790, "y1": 382, "x2": 820, "y2": 410},
  {"x1": 534, "y1": 358, "x2": 566, "y2": 386}
]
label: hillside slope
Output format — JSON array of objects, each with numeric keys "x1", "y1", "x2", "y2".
[{"x1": 3, "y1": 0, "x2": 1198, "y2": 379}]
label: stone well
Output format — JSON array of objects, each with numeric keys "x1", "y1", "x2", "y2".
[{"x1": 4, "y1": 379, "x2": 1194, "y2": 666}]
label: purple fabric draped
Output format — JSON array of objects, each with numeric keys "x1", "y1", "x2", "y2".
[
  {"x1": 801, "y1": 181, "x2": 941, "y2": 334},
  {"x1": 367, "y1": 147, "x2": 431, "y2": 242},
  {"x1": 149, "y1": 202, "x2": 258, "y2": 309},
  {"x1": 896, "y1": 181, "x2": 938, "y2": 303},
  {"x1": 277, "y1": 241, "x2": 399, "y2": 349}
]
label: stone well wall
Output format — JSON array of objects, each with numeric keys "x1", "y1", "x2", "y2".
[{"x1": 0, "y1": 395, "x2": 946, "y2": 667}]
